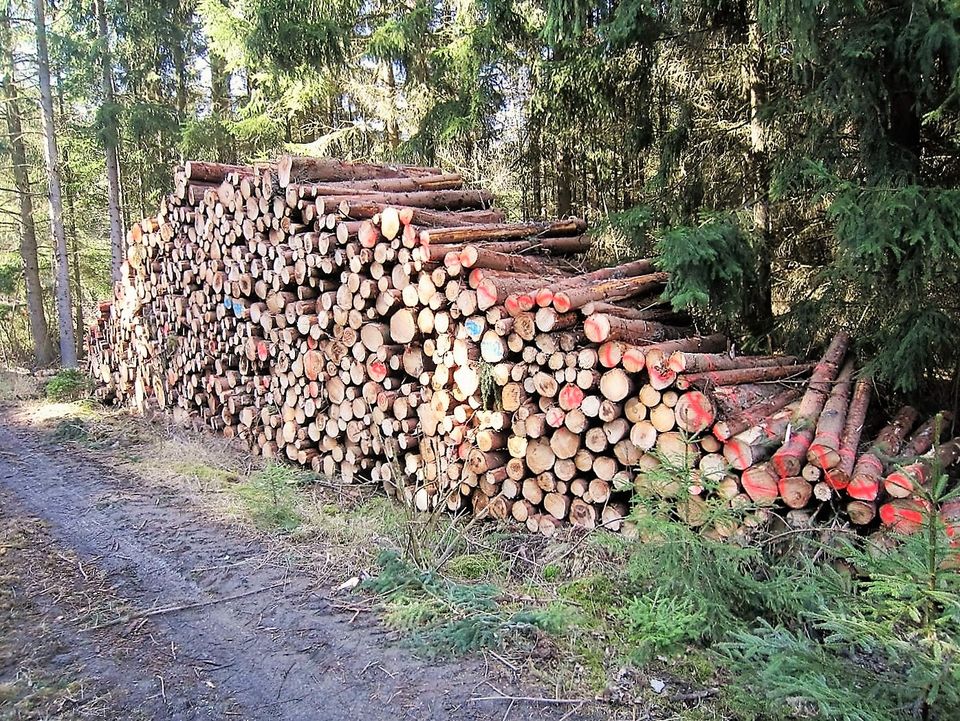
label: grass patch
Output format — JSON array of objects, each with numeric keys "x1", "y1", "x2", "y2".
[
  {"x1": 51, "y1": 417, "x2": 90, "y2": 443},
  {"x1": 445, "y1": 551, "x2": 502, "y2": 580},
  {"x1": 174, "y1": 461, "x2": 239, "y2": 484},
  {"x1": 232, "y1": 462, "x2": 309, "y2": 533}
]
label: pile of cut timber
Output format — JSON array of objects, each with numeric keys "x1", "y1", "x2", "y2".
[{"x1": 86, "y1": 156, "x2": 960, "y2": 539}]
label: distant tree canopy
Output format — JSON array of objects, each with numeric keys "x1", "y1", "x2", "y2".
[{"x1": 1, "y1": 0, "x2": 958, "y2": 396}]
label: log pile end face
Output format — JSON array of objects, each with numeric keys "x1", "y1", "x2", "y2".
[{"x1": 87, "y1": 156, "x2": 960, "y2": 539}]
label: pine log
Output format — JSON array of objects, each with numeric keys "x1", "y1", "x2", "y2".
[
  {"x1": 184, "y1": 160, "x2": 250, "y2": 182},
  {"x1": 778, "y1": 477, "x2": 813, "y2": 509},
  {"x1": 552, "y1": 273, "x2": 668, "y2": 314},
  {"x1": 583, "y1": 313, "x2": 689, "y2": 344},
  {"x1": 419, "y1": 219, "x2": 586, "y2": 245},
  {"x1": 823, "y1": 377, "x2": 872, "y2": 491},
  {"x1": 847, "y1": 406, "x2": 919, "y2": 501},
  {"x1": 461, "y1": 248, "x2": 572, "y2": 277},
  {"x1": 884, "y1": 435, "x2": 960, "y2": 499},
  {"x1": 770, "y1": 331, "x2": 851, "y2": 478},
  {"x1": 723, "y1": 404, "x2": 798, "y2": 471},
  {"x1": 847, "y1": 500, "x2": 877, "y2": 525},
  {"x1": 534, "y1": 259, "x2": 656, "y2": 309},
  {"x1": 900, "y1": 412, "x2": 955, "y2": 458},
  {"x1": 296, "y1": 173, "x2": 463, "y2": 195},
  {"x1": 878, "y1": 498, "x2": 931, "y2": 534},
  {"x1": 276, "y1": 155, "x2": 440, "y2": 187},
  {"x1": 674, "y1": 391, "x2": 717, "y2": 434},
  {"x1": 741, "y1": 463, "x2": 779, "y2": 506},
  {"x1": 636, "y1": 334, "x2": 727, "y2": 358},
  {"x1": 668, "y1": 352, "x2": 798, "y2": 374},
  {"x1": 711, "y1": 388, "x2": 801, "y2": 441},
  {"x1": 806, "y1": 359, "x2": 856, "y2": 469},
  {"x1": 676, "y1": 363, "x2": 815, "y2": 390}
]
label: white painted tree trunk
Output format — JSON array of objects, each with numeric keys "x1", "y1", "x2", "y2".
[{"x1": 33, "y1": 0, "x2": 77, "y2": 367}]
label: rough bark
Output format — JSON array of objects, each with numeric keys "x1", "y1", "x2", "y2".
[
  {"x1": 33, "y1": 0, "x2": 77, "y2": 366},
  {"x1": 742, "y1": 0, "x2": 774, "y2": 335},
  {"x1": 2, "y1": 12, "x2": 54, "y2": 364},
  {"x1": 770, "y1": 332, "x2": 850, "y2": 477}
]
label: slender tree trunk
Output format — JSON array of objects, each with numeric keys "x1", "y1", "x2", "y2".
[
  {"x1": 557, "y1": 146, "x2": 572, "y2": 217},
  {"x1": 58, "y1": 79, "x2": 84, "y2": 357},
  {"x1": 744, "y1": 4, "x2": 774, "y2": 338},
  {"x1": 172, "y1": 41, "x2": 188, "y2": 115},
  {"x1": 2, "y1": 12, "x2": 54, "y2": 365},
  {"x1": 383, "y1": 61, "x2": 400, "y2": 151},
  {"x1": 530, "y1": 126, "x2": 542, "y2": 219},
  {"x1": 95, "y1": 0, "x2": 125, "y2": 282},
  {"x1": 33, "y1": 0, "x2": 77, "y2": 367},
  {"x1": 208, "y1": 45, "x2": 232, "y2": 160},
  {"x1": 66, "y1": 170, "x2": 84, "y2": 357},
  {"x1": 209, "y1": 46, "x2": 229, "y2": 111}
]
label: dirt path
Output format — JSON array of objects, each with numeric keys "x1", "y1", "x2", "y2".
[{"x1": 0, "y1": 410, "x2": 579, "y2": 721}]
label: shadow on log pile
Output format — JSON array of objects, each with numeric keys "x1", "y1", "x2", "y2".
[{"x1": 87, "y1": 157, "x2": 960, "y2": 540}]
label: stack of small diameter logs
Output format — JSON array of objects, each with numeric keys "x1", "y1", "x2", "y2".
[
  {"x1": 86, "y1": 155, "x2": 959, "y2": 540},
  {"x1": 709, "y1": 331, "x2": 960, "y2": 539}
]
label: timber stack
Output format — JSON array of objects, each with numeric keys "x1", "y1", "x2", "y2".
[{"x1": 86, "y1": 156, "x2": 960, "y2": 540}]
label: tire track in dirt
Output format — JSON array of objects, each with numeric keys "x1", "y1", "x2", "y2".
[{"x1": 0, "y1": 411, "x2": 576, "y2": 721}]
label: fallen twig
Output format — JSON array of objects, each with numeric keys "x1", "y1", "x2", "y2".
[{"x1": 469, "y1": 694, "x2": 594, "y2": 705}]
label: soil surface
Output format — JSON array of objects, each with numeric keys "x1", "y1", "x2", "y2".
[{"x1": 0, "y1": 408, "x2": 582, "y2": 721}]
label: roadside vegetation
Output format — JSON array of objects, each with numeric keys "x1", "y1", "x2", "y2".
[{"x1": 3, "y1": 377, "x2": 958, "y2": 720}]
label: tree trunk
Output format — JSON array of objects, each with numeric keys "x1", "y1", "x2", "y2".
[
  {"x1": 743, "y1": 0, "x2": 774, "y2": 337},
  {"x1": 557, "y1": 145, "x2": 572, "y2": 217},
  {"x1": 383, "y1": 61, "x2": 400, "y2": 151},
  {"x1": 57, "y1": 76, "x2": 84, "y2": 358},
  {"x1": 95, "y1": 0, "x2": 125, "y2": 282},
  {"x1": 530, "y1": 125, "x2": 542, "y2": 219},
  {"x1": 2, "y1": 12, "x2": 55, "y2": 365},
  {"x1": 210, "y1": 49, "x2": 230, "y2": 116},
  {"x1": 33, "y1": 0, "x2": 76, "y2": 366}
]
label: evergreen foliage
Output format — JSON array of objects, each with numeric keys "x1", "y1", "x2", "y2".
[
  {"x1": 655, "y1": 213, "x2": 760, "y2": 334},
  {"x1": 363, "y1": 550, "x2": 551, "y2": 656}
]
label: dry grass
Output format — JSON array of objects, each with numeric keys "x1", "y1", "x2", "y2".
[{"x1": 0, "y1": 368, "x2": 43, "y2": 404}]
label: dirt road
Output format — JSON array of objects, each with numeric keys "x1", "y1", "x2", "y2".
[{"x1": 0, "y1": 410, "x2": 580, "y2": 721}]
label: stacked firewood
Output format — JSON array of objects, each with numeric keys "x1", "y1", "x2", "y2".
[{"x1": 87, "y1": 156, "x2": 959, "y2": 538}]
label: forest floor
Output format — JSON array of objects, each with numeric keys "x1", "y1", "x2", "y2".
[{"x1": 0, "y1": 371, "x2": 733, "y2": 721}]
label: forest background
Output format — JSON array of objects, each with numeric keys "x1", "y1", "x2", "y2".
[{"x1": 2, "y1": 0, "x2": 959, "y2": 405}]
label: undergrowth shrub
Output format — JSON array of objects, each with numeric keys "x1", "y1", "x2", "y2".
[
  {"x1": 721, "y1": 505, "x2": 960, "y2": 719},
  {"x1": 234, "y1": 462, "x2": 309, "y2": 533},
  {"x1": 618, "y1": 589, "x2": 707, "y2": 662},
  {"x1": 44, "y1": 369, "x2": 89, "y2": 401},
  {"x1": 363, "y1": 550, "x2": 553, "y2": 656}
]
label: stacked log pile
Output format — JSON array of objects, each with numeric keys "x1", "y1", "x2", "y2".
[{"x1": 87, "y1": 156, "x2": 959, "y2": 539}]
